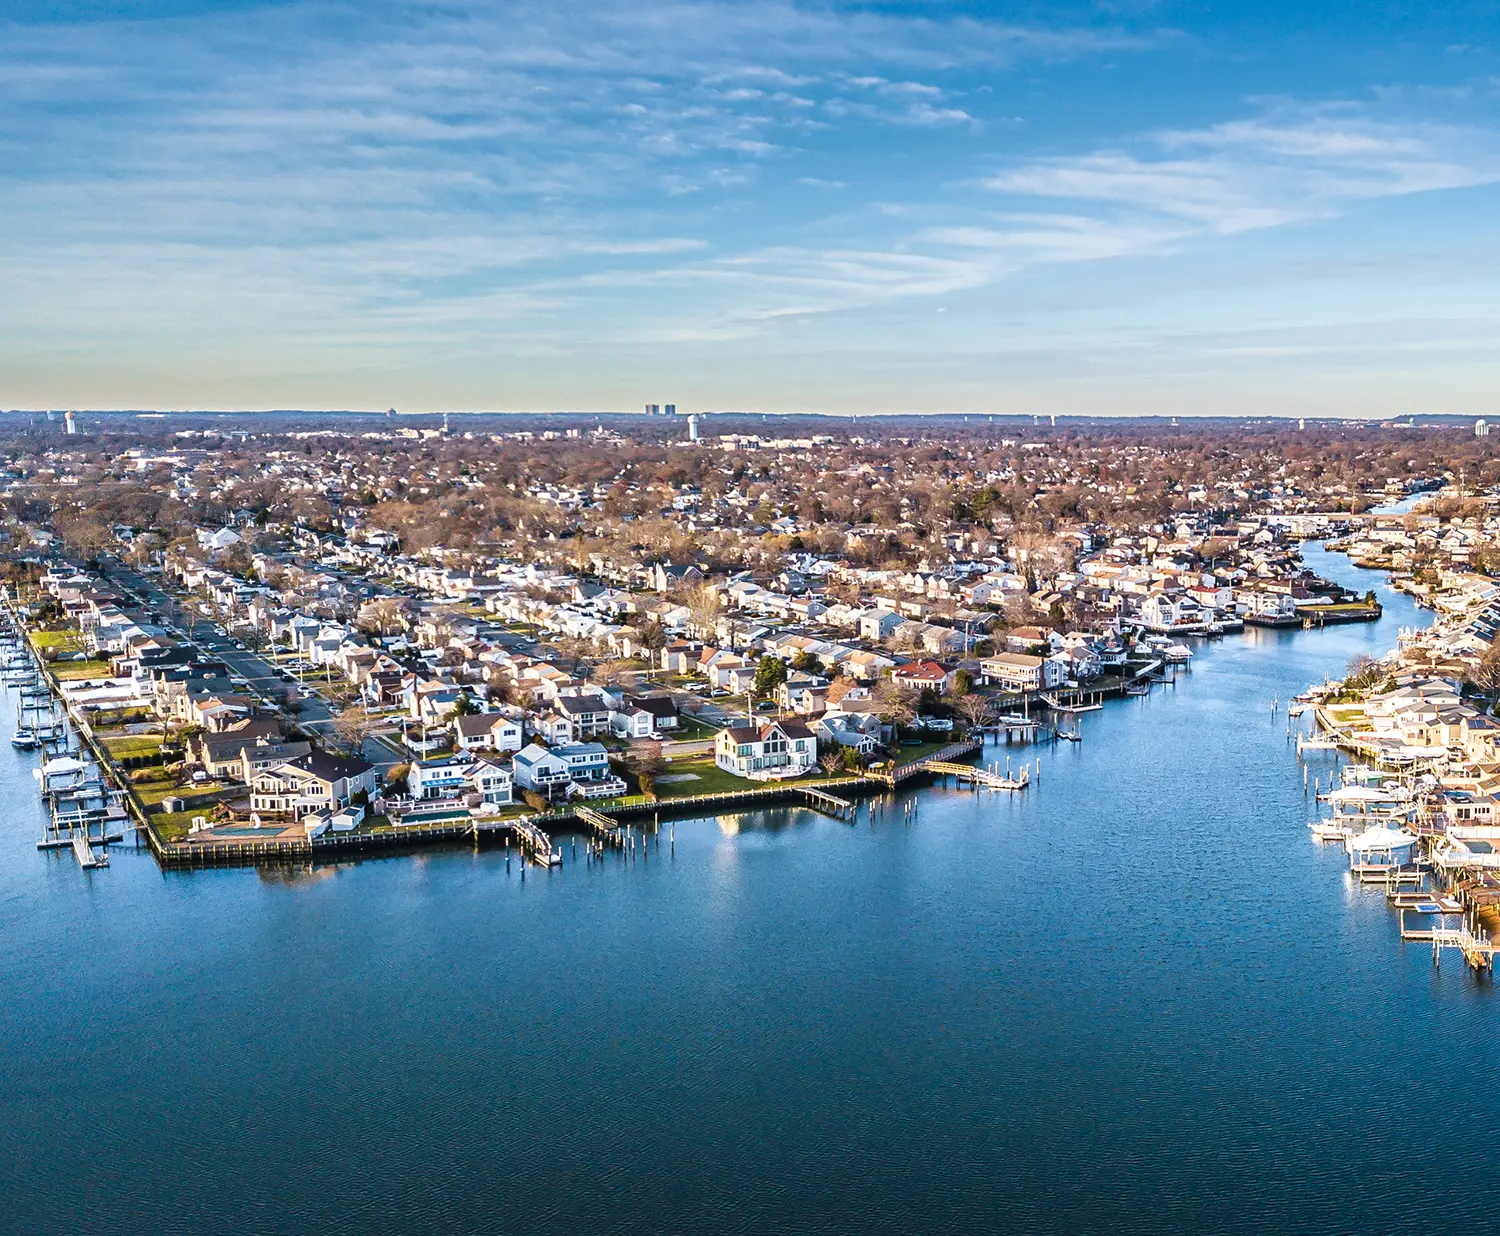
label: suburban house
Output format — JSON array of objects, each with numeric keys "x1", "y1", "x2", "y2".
[
  {"x1": 249, "y1": 751, "x2": 377, "y2": 820},
  {"x1": 554, "y1": 692, "x2": 613, "y2": 738},
  {"x1": 1005, "y1": 625, "x2": 1060, "y2": 653},
  {"x1": 452, "y1": 712, "x2": 524, "y2": 753},
  {"x1": 811, "y1": 712, "x2": 882, "y2": 756},
  {"x1": 609, "y1": 704, "x2": 657, "y2": 739},
  {"x1": 653, "y1": 562, "x2": 704, "y2": 592},
  {"x1": 859, "y1": 609, "x2": 904, "y2": 643},
  {"x1": 512, "y1": 743, "x2": 571, "y2": 797},
  {"x1": 980, "y1": 652, "x2": 1068, "y2": 692},
  {"x1": 407, "y1": 753, "x2": 513, "y2": 805},
  {"x1": 714, "y1": 720, "x2": 818, "y2": 779},
  {"x1": 890, "y1": 660, "x2": 951, "y2": 694}
]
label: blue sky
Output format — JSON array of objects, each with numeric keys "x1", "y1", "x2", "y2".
[{"x1": 3, "y1": 1, "x2": 1500, "y2": 416}]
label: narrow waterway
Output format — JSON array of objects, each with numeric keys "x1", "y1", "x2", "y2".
[{"x1": 3, "y1": 544, "x2": 1493, "y2": 1236}]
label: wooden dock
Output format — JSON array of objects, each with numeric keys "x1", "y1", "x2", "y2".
[
  {"x1": 925, "y1": 760, "x2": 1031, "y2": 791},
  {"x1": 511, "y1": 818, "x2": 561, "y2": 866},
  {"x1": 870, "y1": 739, "x2": 985, "y2": 788},
  {"x1": 573, "y1": 803, "x2": 623, "y2": 848},
  {"x1": 70, "y1": 834, "x2": 108, "y2": 869},
  {"x1": 1402, "y1": 917, "x2": 1497, "y2": 974},
  {"x1": 799, "y1": 786, "x2": 856, "y2": 820},
  {"x1": 1041, "y1": 691, "x2": 1104, "y2": 714}
]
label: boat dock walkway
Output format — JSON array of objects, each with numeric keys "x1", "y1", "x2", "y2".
[
  {"x1": 1400, "y1": 915, "x2": 1497, "y2": 974},
  {"x1": 573, "y1": 803, "x2": 623, "y2": 848},
  {"x1": 871, "y1": 739, "x2": 986, "y2": 788},
  {"x1": 799, "y1": 785, "x2": 856, "y2": 820},
  {"x1": 925, "y1": 760, "x2": 1031, "y2": 791},
  {"x1": 70, "y1": 834, "x2": 107, "y2": 869},
  {"x1": 508, "y1": 818, "x2": 561, "y2": 867},
  {"x1": 1041, "y1": 691, "x2": 1104, "y2": 714}
]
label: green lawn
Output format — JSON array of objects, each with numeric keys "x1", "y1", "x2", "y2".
[
  {"x1": 100, "y1": 733, "x2": 164, "y2": 761},
  {"x1": 654, "y1": 756, "x2": 756, "y2": 798},
  {"x1": 652, "y1": 756, "x2": 845, "y2": 800},
  {"x1": 888, "y1": 739, "x2": 959, "y2": 768},
  {"x1": 153, "y1": 809, "x2": 213, "y2": 842},
  {"x1": 29, "y1": 629, "x2": 84, "y2": 654},
  {"x1": 135, "y1": 780, "x2": 228, "y2": 808},
  {"x1": 1298, "y1": 601, "x2": 1380, "y2": 614},
  {"x1": 670, "y1": 715, "x2": 719, "y2": 739},
  {"x1": 53, "y1": 659, "x2": 115, "y2": 681}
]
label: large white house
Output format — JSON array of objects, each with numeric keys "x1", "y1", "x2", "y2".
[
  {"x1": 250, "y1": 751, "x2": 377, "y2": 820},
  {"x1": 714, "y1": 720, "x2": 817, "y2": 779},
  {"x1": 511, "y1": 741, "x2": 626, "y2": 800},
  {"x1": 1138, "y1": 591, "x2": 1207, "y2": 634},
  {"x1": 407, "y1": 753, "x2": 513, "y2": 805},
  {"x1": 980, "y1": 653, "x2": 1068, "y2": 692}
]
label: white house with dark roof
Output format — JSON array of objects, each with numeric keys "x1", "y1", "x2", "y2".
[
  {"x1": 250, "y1": 751, "x2": 377, "y2": 820},
  {"x1": 714, "y1": 720, "x2": 817, "y2": 779}
]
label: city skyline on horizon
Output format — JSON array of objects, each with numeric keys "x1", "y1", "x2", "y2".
[{"x1": 4, "y1": 1, "x2": 1500, "y2": 417}]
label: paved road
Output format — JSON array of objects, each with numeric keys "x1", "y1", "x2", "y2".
[{"x1": 103, "y1": 559, "x2": 335, "y2": 732}]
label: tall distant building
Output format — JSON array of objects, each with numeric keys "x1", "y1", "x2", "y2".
[
  {"x1": 645, "y1": 403, "x2": 660, "y2": 416},
  {"x1": 1477, "y1": 419, "x2": 1490, "y2": 438},
  {"x1": 665, "y1": 403, "x2": 677, "y2": 416}
]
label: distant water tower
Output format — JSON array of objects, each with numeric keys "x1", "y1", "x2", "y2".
[
  {"x1": 688, "y1": 414, "x2": 700, "y2": 443},
  {"x1": 1477, "y1": 419, "x2": 1490, "y2": 438},
  {"x1": 64, "y1": 410, "x2": 76, "y2": 435}
]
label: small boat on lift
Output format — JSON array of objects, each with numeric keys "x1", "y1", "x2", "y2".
[{"x1": 11, "y1": 728, "x2": 38, "y2": 750}]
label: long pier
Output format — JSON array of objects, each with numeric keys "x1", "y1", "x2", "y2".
[
  {"x1": 871, "y1": 739, "x2": 984, "y2": 788},
  {"x1": 925, "y1": 760, "x2": 1031, "y2": 791}
]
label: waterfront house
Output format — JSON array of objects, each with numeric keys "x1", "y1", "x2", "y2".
[
  {"x1": 556, "y1": 743, "x2": 628, "y2": 799},
  {"x1": 980, "y1": 653, "x2": 1067, "y2": 692},
  {"x1": 408, "y1": 753, "x2": 513, "y2": 805},
  {"x1": 250, "y1": 751, "x2": 377, "y2": 820},
  {"x1": 512, "y1": 743, "x2": 571, "y2": 797},
  {"x1": 1138, "y1": 591, "x2": 1206, "y2": 634},
  {"x1": 1237, "y1": 589, "x2": 1300, "y2": 625},
  {"x1": 891, "y1": 660, "x2": 952, "y2": 694},
  {"x1": 714, "y1": 720, "x2": 817, "y2": 779}
]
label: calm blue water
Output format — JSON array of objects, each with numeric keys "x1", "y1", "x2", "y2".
[{"x1": 3, "y1": 545, "x2": 1494, "y2": 1235}]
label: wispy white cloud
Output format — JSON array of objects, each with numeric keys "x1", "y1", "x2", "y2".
[
  {"x1": 985, "y1": 102, "x2": 1500, "y2": 238},
  {"x1": 4, "y1": 2, "x2": 1499, "y2": 414}
]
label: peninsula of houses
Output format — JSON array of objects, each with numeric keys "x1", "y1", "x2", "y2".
[{"x1": 2, "y1": 409, "x2": 1492, "y2": 867}]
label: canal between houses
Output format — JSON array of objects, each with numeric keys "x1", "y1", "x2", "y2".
[{"x1": 3, "y1": 542, "x2": 1496, "y2": 1236}]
